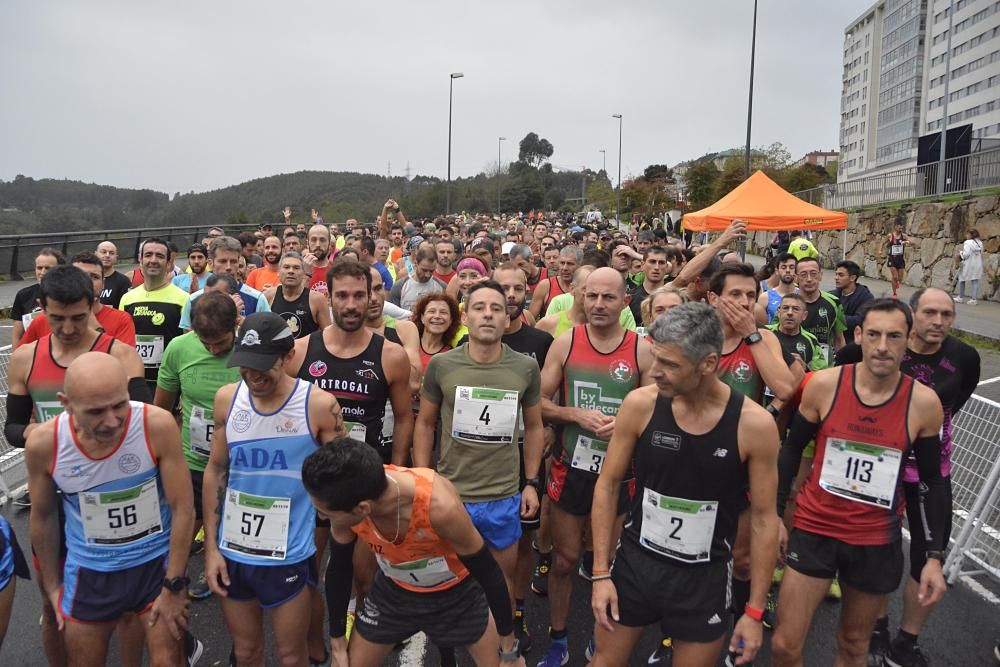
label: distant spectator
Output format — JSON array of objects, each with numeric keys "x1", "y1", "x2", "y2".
[
  {"x1": 955, "y1": 228, "x2": 984, "y2": 305},
  {"x1": 833, "y1": 260, "x2": 873, "y2": 333}
]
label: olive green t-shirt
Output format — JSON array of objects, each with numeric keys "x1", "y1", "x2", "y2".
[{"x1": 421, "y1": 344, "x2": 541, "y2": 502}]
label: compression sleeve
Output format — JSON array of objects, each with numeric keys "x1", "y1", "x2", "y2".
[
  {"x1": 776, "y1": 411, "x2": 820, "y2": 516},
  {"x1": 4, "y1": 393, "x2": 33, "y2": 449},
  {"x1": 459, "y1": 544, "x2": 514, "y2": 637},
  {"x1": 325, "y1": 536, "x2": 357, "y2": 638},
  {"x1": 912, "y1": 434, "x2": 950, "y2": 552},
  {"x1": 128, "y1": 377, "x2": 152, "y2": 403}
]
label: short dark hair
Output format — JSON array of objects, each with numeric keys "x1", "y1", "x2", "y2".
[
  {"x1": 192, "y1": 290, "x2": 238, "y2": 338},
  {"x1": 859, "y1": 297, "x2": 913, "y2": 333},
  {"x1": 140, "y1": 237, "x2": 171, "y2": 257},
  {"x1": 708, "y1": 262, "x2": 757, "y2": 296},
  {"x1": 465, "y1": 279, "x2": 506, "y2": 306},
  {"x1": 796, "y1": 256, "x2": 821, "y2": 271},
  {"x1": 302, "y1": 437, "x2": 389, "y2": 512},
  {"x1": 644, "y1": 246, "x2": 669, "y2": 261},
  {"x1": 359, "y1": 236, "x2": 376, "y2": 255},
  {"x1": 698, "y1": 256, "x2": 722, "y2": 281},
  {"x1": 775, "y1": 252, "x2": 796, "y2": 265},
  {"x1": 835, "y1": 260, "x2": 861, "y2": 278},
  {"x1": 205, "y1": 272, "x2": 239, "y2": 294},
  {"x1": 70, "y1": 251, "x2": 102, "y2": 270},
  {"x1": 37, "y1": 247, "x2": 67, "y2": 265},
  {"x1": 238, "y1": 232, "x2": 257, "y2": 247},
  {"x1": 40, "y1": 264, "x2": 94, "y2": 307},
  {"x1": 780, "y1": 292, "x2": 807, "y2": 306},
  {"x1": 327, "y1": 258, "x2": 372, "y2": 294}
]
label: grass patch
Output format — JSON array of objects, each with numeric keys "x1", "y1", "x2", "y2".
[{"x1": 953, "y1": 328, "x2": 1000, "y2": 352}]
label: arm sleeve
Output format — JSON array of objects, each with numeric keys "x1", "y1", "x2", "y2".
[
  {"x1": 382, "y1": 301, "x2": 411, "y2": 321},
  {"x1": 256, "y1": 293, "x2": 271, "y2": 313},
  {"x1": 834, "y1": 341, "x2": 862, "y2": 367},
  {"x1": 912, "y1": 434, "x2": 950, "y2": 552},
  {"x1": 953, "y1": 344, "x2": 981, "y2": 415},
  {"x1": 458, "y1": 544, "x2": 514, "y2": 637},
  {"x1": 325, "y1": 536, "x2": 357, "y2": 637},
  {"x1": 4, "y1": 394, "x2": 33, "y2": 449},
  {"x1": 776, "y1": 411, "x2": 820, "y2": 516},
  {"x1": 128, "y1": 377, "x2": 152, "y2": 403}
]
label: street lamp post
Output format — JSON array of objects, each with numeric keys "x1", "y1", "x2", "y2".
[
  {"x1": 612, "y1": 114, "x2": 622, "y2": 225},
  {"x1": 497, "y1": 136, "x2": 506, "y2": 213},
  {"x1": 740, "y1": 0, "x2": 758, "y2": 260},
  {"x1": 599, "y1": 149, "x2": 606, "y2": 175},
  {"x1": 446, "y1": 72, "x2": 464, "y2": 215}
]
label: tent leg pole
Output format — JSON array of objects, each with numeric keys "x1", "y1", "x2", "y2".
[{"x1": 842, "y1": 228, "x2": 847, "y2": 261}]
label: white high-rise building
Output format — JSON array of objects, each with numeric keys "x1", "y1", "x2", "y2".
[{"x1": 838, "y1": 0, "x2": 1000, "y2": 182}]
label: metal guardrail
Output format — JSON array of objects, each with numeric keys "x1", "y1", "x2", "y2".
[
  {"x1": 0, "y1": 223, "x2": 259, "y2": 281},
  {"x1": 795, "y1": 146, "x2": 1000, "y2": 211}
]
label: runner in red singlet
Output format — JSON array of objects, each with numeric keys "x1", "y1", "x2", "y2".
[{"x1": 529, "y1": 246, "x2": 581, "y2": 319}]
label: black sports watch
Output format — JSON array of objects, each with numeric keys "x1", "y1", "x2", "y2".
[
  {"x1": 523, "y1": 477, "x2": 544, "y2": 494},
  {"x1": 925, "y1": 550, "x2": 945, "y2": 563},
  {"x1": 744, "y1": 331, "x2": 763, "y2": 346},
  {"x1": 162, "y1": 575, "x2": 190, "y2": 593},
  {"x1": 499, "y1": 639, "x2": 520, "y2": 662}
]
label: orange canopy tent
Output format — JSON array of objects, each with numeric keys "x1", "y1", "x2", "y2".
[{"x1": 683, "y1": 170, "x2": 847, "y2": 231}]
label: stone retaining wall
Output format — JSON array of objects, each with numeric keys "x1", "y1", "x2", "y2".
[{"x1": 749, "y1": 194, "x2": 1000, "y2": 300}]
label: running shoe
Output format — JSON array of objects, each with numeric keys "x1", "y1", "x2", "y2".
[
  {"x1": 584, "y1": 635, "x2": 596, "y2": 662},
  {"x1": 185, "y1": 632, "x2": 204, "y2": 667},
  {"x1": 537, "y1": 642, "x2": 569, "y2": 667},
  {"x1": 762, "y1": 591, "x2": 777, "y2": 630},
  {"x1": 954, "y1": 297, "x2": 965, "y2": 303},
  {"x1": 884, "y1": 637, "x2": 929, "y2": 667},
  {"x1": 190, "y1": 526, "x2": 206, "y2": 555},
  {"x1": 514, "y1": 609, "x2": 532, "y2": 654},
  {"x1": 578, "y1": 550, "x2": 594, "y2": 581},
  {"x1": 826, "y1": 578, "x2": 842, "y2": 601},
  {"x1": 13, "y1": 492, "x2": 31, "y2": 508},
  {"x1": 969, "y1": 299, "x2": 979, "y2": 305},
  {"x1": 187, "y1": 572, "x2": 212, "y2": 600},
  {"x1": 531, "y1": 553, "x2": 551, "y2": 596},
  {"x1": 647, "y1": 638, "x2": 673, "y2": 664},
  {"x1": 868, "y1": 624, "x2": 891, "y2": 667}
]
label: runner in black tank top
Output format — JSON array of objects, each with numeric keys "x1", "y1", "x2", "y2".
[
  {"x1": 272, "y1": 286, "x2": 318, "y2": 339},
  {"x1": 296, "y1": 330, "x2": 390, "y2": 458}
]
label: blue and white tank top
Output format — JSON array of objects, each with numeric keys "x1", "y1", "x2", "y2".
[
  {"x1": 53, "y1": 402, "x2": 171, "y2": 571},
  {"x1": 220, "y1": 378, "x2": 319, "y2": 565}
]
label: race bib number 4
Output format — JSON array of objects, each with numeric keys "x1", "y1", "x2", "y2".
[
  {"x1": 376, "y1": 554, "x2": 458, "y2": 588},
  {"x1": 189, "y1": 405, "x2": 214, "y2": 457},
  {"x1": 819, "y1": 438, "x2": 902, "y2": 508},
  {"x1": 571, "y1": 435, "x2": 608, "y2": 474},
  {"x1": 452, "y1": 386, "x2": 519, "y2": 444},
  {"x1": 639, "y1": 489, "x2": 717, "y2": 563},
  {"x1": 135, "y1": 334, "x2": 164, "y2": 366},
  {"x1": 221, "y1": 489, "x2": 290, "y2": 560},
  {"x1": 80, "y1": 478, "x2": 163, "y2": 545}
]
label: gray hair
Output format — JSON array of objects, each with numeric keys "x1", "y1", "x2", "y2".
[
  {"x1": 209, "y1": 235, "x2": 241, "y2": 258},
  {"x1": 649, "y1": 302, "x2": 723, "y2": 365},
  {"x1": 559, "y1": 245, "x2": 584, "y2": 262},
  {"x1": 508, "y1": 243, "x2": 533, "y2": 262},
  {"x1": 280, "y1": 251, "x2": 305, "y2": 266}
]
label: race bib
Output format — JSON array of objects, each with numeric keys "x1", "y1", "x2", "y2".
[
  {"x1": 571, "y1": 435, "x2": 608, "y2": 474},
  {"x1": 638, "y1": 488, "x2": 717, "y2": 563},
  {"x1": 635, "y1": 326, "x2": 648, "y2": 338},
  {"x1": 221, "y1": 489, "x2": 290, "y2": 560},
  {"x1": 346, "y1": 422, "x2": 368, "y2": 443},
  {"x1": 21, "y1": 308, "x2": 42, "y2": 329},
  {"x1": 452, "y1": 386, "x2": 519, "y2": 444},
  {"x1": 381, "y1": 399, "x2": 394, "y2": 439},
  {"x1": 35, "y1": 400, "x2": 64, "y2": 422},
  {"x1": 819, "y1": 438, "x2": 902, "y2": 508},
  {"x1": 189, "y1": 405, "x2": 214, "y2": 457},
  {"x1": 80, "y1": 478, "x2": 163, "y2": 545},
  {"x1": 376, "y1": 554, "x2": 458, "y2": 588},
  {"x1": 136, "y1": 334, "x2": 164, "y2": 366},
  {"x1": 819, "y1": 343, "x2": 831, "y2": 366},
  {"x1": 891, "y1": 245, "x2": 903, "y2": 256}
]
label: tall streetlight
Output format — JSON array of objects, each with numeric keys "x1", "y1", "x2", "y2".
[
  {"x1": 497, "y1": 136, "x2": 506, "y2": 213},
  {"x1": 612, "y1": 114, "x2": 623, "y2": 225},
  {"x1": 446, "y1": 72, "x2": 464, "y2": 215},
  {"x1": 740, "y1": 0, "x2": 758, "y2": 260},
  {"x1": 599, "y1": 149, "x2": 606, "y2": 175}
]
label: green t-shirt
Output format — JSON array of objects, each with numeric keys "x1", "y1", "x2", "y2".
[
  {"x1": 421, "y1": 344, "x2": 541, "y2": 502},
  {"x1": 157, "y1": 331, "x2": 241, "y2": 471},
  {"x1": 544, "y1": 292, "x2": 637, "y2": 331}
]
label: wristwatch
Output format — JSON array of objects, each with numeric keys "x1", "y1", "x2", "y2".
[
  {"x1": 523, "y1": 477, "x2": 544, "y2": 494},
  {"x1": 499, "y1": 639, "x2": 521, "y2": 662},
  {"x1": 925, "y1": 550, "x2": 945, "y2": 562},
  {"x1": 162, "y1": 575, "x2": 190, "y2": 593},
  {"x1": 744, "y1": 331, "x2": 763, "y2": 346}
]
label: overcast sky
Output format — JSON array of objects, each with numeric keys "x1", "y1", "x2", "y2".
[{"x1": 1, "y1": 1, "x2": 866, "y2": 195}]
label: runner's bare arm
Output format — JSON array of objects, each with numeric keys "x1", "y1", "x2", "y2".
[
  {"x1": 672, "y1": 220, "x2": 746, "y2": 288},
  {"x1": 152, "y1": 386, "x2": 179, "y2": 413},
  {"x1": 310, "y1": 389, "x2": 346, "y2": 443},
  {"x1": 539, "y1": 333, "x2": 573, "y2": 423},
  {"x1": 25, "y1": 423, "x2": 61, "y2": 602},
  {"x1": 636, "y1": 335, "x2": 655, "y2": 386},
  {"x1": 203, "y1": 384, "x2": 236, "y2": 550},
  {"x1": 310, "y1": 290, "x2": 333, "y2": 329},
  {"x1": 110, "y1": 341, "x2": 147, "y2": 381},
  {"x1": 285, "y1": 335, "x2": 310, "y2": 377},
  {"x1": 146, "y1": 405, "x2": 195, "y2": 580},
  {"x1": 529, "y1": 280, "x2": 550, "y2": 319},
  {"x1": 752, "y1": 329, "x2": 796, "y2": 401},
  {"x1": 394, "y1": 320, "x2": 424, "y2": 393},
  {"x1": 412, "y1": 397, "x2": 440, "y2": 468},
  {"x1": 384, "y1": 342, "x2": 415, "y2": 464}
]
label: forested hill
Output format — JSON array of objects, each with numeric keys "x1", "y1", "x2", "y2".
[{"x1": 0, "y1": 164, "x2": 593, "y2": 234}]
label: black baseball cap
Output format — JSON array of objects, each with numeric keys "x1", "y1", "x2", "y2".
[{"x1": 228, "y1": 312, "x2": 295, "y2": 371}]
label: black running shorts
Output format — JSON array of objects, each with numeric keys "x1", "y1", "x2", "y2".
[{"x1": 785, "y1": 528, "x2": 903, "y2": 595}]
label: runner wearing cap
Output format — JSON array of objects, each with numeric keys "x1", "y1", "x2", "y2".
[
  {"x1": 303, "y1": 438, "x2": 524, "y2": 667},
  {"x1": 203, "y1": 312, "x2": 344, "y2": 667},
  {"x1": 173, "y1": 243, "x2": 212, "y2": 293}
]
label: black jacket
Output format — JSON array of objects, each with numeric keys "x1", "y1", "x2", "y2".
[{"x1": 834, "y1": 283, "x2": 874, "y2": 333}]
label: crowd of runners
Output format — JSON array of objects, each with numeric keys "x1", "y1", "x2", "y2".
[{"x1": 0, "y1": 198, "x2": 986, "y2": 667}]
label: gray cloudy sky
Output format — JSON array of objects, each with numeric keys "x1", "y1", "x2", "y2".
[{"x1": 1, "y1": 1, "x2": 865, "y2": 195}]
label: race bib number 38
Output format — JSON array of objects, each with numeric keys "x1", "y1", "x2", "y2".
[
  {"x1": 221, "y1": 489, "x2": 290, "y2": 560},
  {"x1": 452, "y1": 386, "x2": 519, "y2": 444},
  {"x1": 819, "y1": 438, "x2": 901, "y2": 508}
]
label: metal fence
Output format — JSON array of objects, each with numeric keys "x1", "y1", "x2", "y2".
[
  {"x1": 0, "y1": 346, "x2": 24, "y2": 504},
  {"x1": 0, "y1": 223, "x2": 259, "y2": 281},
  {"x1": 795, "y1": 146, "x2": 1000, "y2": 211}
]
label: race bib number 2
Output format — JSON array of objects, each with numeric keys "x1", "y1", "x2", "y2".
[{"x1": 638, "y1": 489, "x2": 717, "y2": 563}]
